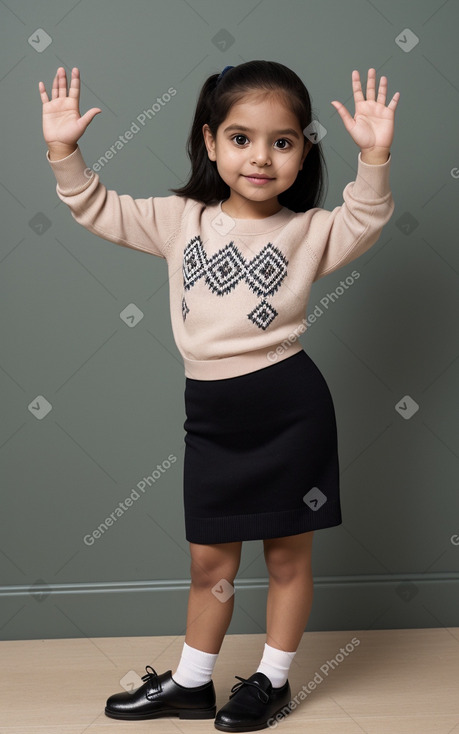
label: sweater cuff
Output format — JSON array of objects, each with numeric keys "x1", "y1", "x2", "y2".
[
  {"x1": 351, "y1": 151, "x2": 391, "y2": 201},
  {"x1": 46, "y1": 145, "x2": 95, "y2": 194}
]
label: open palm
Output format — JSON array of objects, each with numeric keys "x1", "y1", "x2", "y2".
[
  {"x1": 331, "y1": 68, "x2": 400, "y2": 151},
  {"x1": 39, "y1": 67, "x2": 101, "y2": 147}
]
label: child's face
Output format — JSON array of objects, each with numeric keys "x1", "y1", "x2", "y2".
[{"x1": 202, "y1": 92, "x2": 312, "y2": 216}]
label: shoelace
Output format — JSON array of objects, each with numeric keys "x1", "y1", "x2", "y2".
[
  {"x1": 229, "y1": 675, "x2": 270, "y2": 704},
  {"x1": 141, "y1": 665, "x2": 160, "y2": 688}
]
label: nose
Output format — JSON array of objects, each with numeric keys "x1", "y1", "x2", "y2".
[{"x1": 251, "y1": 143, "x2": 271, "y2": 166}]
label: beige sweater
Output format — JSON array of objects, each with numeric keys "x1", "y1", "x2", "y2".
[{"x1": 46, "y1": 146, "x2": 394, "y2": 380}]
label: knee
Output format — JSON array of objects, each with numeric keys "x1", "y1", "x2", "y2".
[
  {"x1": 189, "y1": 543, "x2": 241, "y2": 589},
  {"x1": 264, "y1": 533, "x2": 313, "y2": 583},
  {"x1": 266, "y1": 560, "x2": 300, "y2": 584},
  {"x1": 264, "y1": 549, "x2": 311, "y2": 584}
]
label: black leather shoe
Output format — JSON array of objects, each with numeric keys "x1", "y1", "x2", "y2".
[
  {"x1": 214, "y1": 672, "x2": 292, "y2": 732},
  {"x1": 104, "y1": 665, "x2": 216, "y2": 720}
]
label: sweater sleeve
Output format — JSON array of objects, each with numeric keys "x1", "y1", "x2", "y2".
[
  {"x1": 308, "y1": 152, "x2": 394, "y2": 281},
  {"x1": 46, "y1": 145, "x2": 186, "y2": 259}
]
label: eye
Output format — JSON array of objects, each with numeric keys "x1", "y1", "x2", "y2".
[
  {"x1": 230, "y1": 135, "x2": 292, "y2": 149},
  {"x1": 231, "y1": 134, "x2": 249, "y2": 146},
  {"x1": 274, "y1": 138, "x2": 291, "y2": 150}
]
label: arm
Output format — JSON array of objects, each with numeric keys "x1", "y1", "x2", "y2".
[
  {"x1": 307, "y1": 67, "x2": 399, "y2": 280},
  {"x1": 309, "y1": 150, "x2": 394, "y2": 281},
  {"x1": 40, "y1": 68, "x2": 184, "y2": 258},
  {"x1": 46, "y1": 144, "x2": 184, "y2": 258}
]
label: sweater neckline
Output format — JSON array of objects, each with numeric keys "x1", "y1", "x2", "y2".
[{"x1": 206, "y1": 200, "x2": 293, "y2": 234}]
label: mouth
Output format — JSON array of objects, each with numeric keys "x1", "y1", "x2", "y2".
[{"x1": 243, "y1": 174, "x2": 275, "y2": 184}]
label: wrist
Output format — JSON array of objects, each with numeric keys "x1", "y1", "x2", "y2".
[
  {"x1": 360, "y1": 148, "x2": 390, "y2": 165},
  {"x1": 47, "y1": 143, "x2": 78, "y2": 161}
]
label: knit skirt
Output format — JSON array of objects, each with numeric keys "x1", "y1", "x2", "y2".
[{"x1": 182, "y1": 349, "x2": 342, "y2": 544}]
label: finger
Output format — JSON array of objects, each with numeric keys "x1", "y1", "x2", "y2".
[
  {"x1": 377, "y1": 75, "x2": 387, "y2": 105},
  {"x1": 330, "y1": 100, "x2": 354, "y2": 131},
  {"x1": 387, "y1": 91, "x2": 400, "y2": 111},
  {"x1": 38, "y1": 80, "x2": 49, "y2": 104},
  {"x1": 58, "y1": 66, "x2": 67, "y2": 97},
  {"x1": 366, "y1": 68, "x2": 376, "y2": 101},
  {"x1": 352, "y1": 69, "x2": 365, "y2": 104},
  {"x1": 80, "y1": 108, "x2": 102, "y2": 128},
  {"x1": 366, "y1": 68, "x2": 377, "y2": 100},
  {"x1": 52, "y1": 68, "x2": 59, "y2": 100},
  {"x1": 69, "y1": 67, "x2": 79, "y2": 100}
]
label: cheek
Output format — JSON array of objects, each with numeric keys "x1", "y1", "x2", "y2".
[
  {"x1": 281, "y1": 151, "x2": 303, "y2": 174},
  {"x1": 221, "y1": 146, "x2": 242, "y2": 167}
]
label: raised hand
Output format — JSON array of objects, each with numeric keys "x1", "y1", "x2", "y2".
[
  {"x1": 38, "y1": 67, "x2": 101, "y2": 148},
  {"x1": 331, "y1": 68, "x2": 400, "y2": 155}
]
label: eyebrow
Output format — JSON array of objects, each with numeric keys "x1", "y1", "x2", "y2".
[{"x1": 222, "y1": 124, "x2": 300, "y2": 139}]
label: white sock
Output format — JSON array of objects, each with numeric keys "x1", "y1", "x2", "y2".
[
  {"x1": 172, "y1": 641, "x2": 219, "y2": 688},
  {"x1": 256, "y1": 642, "x2": 297, "y2": 688}
]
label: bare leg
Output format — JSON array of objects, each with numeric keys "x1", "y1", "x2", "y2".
[
  {"x1": 263, "y1": 531, "x2": 314, "y2": 651},
  {"x1": 184, "y1": 541, "x2": 243, "y2": 654}
]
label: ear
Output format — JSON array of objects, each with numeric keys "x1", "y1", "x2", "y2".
[
  {"x1": 299, "y1": 139, "x2": 313, "y2": 170},
  {"x1": 202, "y1": 124, "x2": 217, "y2": 161}
]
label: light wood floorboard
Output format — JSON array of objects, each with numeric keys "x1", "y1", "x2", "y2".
[{"x1": 1, "y1": 628, "x2": 458, "y2": 733}]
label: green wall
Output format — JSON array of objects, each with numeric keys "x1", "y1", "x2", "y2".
[{"x1": 1, "y1": 0, "x2": 458, "y2": 640}]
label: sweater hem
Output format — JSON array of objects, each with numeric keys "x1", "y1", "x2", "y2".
[
  {"x1": 183, "y1": 341, "x2": 304, "y2": 381},
  {"x1": 185, "y1": 502, "x2": 342, "y2": 544}
]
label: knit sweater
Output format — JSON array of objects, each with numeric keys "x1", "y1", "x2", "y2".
[{"x1": 46, "y1": 146, "x2": 394, "y2": 380}]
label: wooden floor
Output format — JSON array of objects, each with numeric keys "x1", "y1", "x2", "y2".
[{"x1": 1, "y1": 629, "x2": 458, "y2": 732}]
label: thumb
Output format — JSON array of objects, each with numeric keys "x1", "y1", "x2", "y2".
[
  {"x1": 330, "y1": 100, "x2": 354, "y2": 133},
  {"x1": 80, "y1": 108, "x2": 102, "y2": 129}
]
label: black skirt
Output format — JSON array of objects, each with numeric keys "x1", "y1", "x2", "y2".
[{"x1": 182, "y1": 349, "x2": 342, "y2": 544}]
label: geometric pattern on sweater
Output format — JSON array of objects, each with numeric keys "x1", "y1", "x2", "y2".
[{"x1": 182, "y1": 236, "x2": 288, "y2": 330}]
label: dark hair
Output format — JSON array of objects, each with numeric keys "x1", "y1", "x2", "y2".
[{"x1": 170, "y1": 60, "x2": 328, "y2": 213}]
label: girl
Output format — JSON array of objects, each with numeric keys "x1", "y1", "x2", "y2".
[{"x1": 39, "y1": 61, "x2": 399, "y2": 731}]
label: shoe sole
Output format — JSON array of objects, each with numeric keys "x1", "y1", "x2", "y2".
[
  {"x1": 105, "y1": 705, "x2": 216, "y2": 720},
  {"x1": 214, "y1": 704, "x2": 291, "y2": 732}
]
